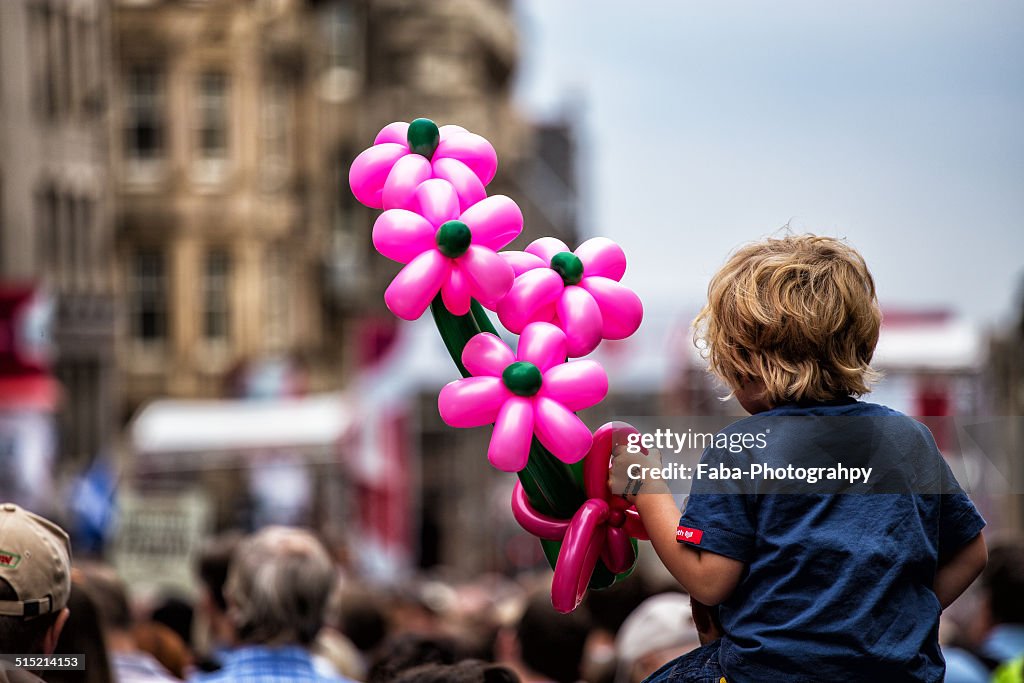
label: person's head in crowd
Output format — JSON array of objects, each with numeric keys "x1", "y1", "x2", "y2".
[
  {"x1": 585, "y1": 574, "x2": 655, "y2": 636},
  {"x1": 77, "y1": 563, "x2": 182, "y2": 683},
  {"x1": 77, "y1": 563, "x2": 133, "y2": 636},
  {"x1": 224, "y1": 526, "x2": 334, "y2": 647},
  {"x1": 956, "y1": 538, "x2": 1024, "y2": 664},
  {"x1": 614, "y1": 593, "x2": 700, "y2": 683},
  {"x1": 392, "y1": 660, "x2": 519, "y2": 683},
  {"x1": 313, "y1": 580, "x2": 377, "y2": 681},
  {"x1": 366, "y1": 634, "x2": 461, "y2": 683},
  {"x1": 151, "y1": 595, "x2": 194, "y2": 650},
  {"x1": 49, "y1": 580, "x2": 114, "y2": 683},
  {"x1": 580, "y1": 575, "x2": 658, "y2": 683},
  {"x1": 447, "y1": 574, "x2": 522, "y2": 663},
  {"x1": 389, "y1": 582, "x2": 448, "y2": 637},
  {"x1": 499, "y1": 592, "x2": 591, "y2": 683},
  {"x1": 979, "y1": 542, "x2": 1024, "y2": 629},
  {"x1": 0, "y1": 503, "x2": 72, "y2": 655},
  {"x1": 196, "y1": 531, "x2": 243, "y2": 646},
  {"x1": 313, "y1": 627, "x2": 365, "y2": 682},
  {"x1": 331, "y1": 587, "x2": 389, "y2": 654},
  {"x1": 133, "y1": 621, "x2": 192, "y2": 679}
]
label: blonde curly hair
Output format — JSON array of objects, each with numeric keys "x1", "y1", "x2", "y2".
[{"x1": 694, "y1": 234, "x2": 882, "y2": 405}]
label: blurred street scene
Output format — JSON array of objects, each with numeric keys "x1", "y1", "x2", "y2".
[
  {"x1": 0, "y1": 1, "x2": 1023, "y2": 681},
  {"x1": 0, "y1": 0, "x2": 586, "y2": 585}
]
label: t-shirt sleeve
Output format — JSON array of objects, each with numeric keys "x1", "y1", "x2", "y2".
[
  {"x1": 937, "y1": 491, "x2": 986, "y2": 561},
  {"x1": 677, "y1": 446, "x2": 757, "y2": 564},
  {"x1": 934, "y1": 445, "x2": 986, "y2": 561}
]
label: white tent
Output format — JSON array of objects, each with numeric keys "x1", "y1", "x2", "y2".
[
  {"x1": 130, "y1": 392, "x2": 355, "y2": 459},
  {"x1": 872, "y1": 317, "x2": 984, "y2": 372}
]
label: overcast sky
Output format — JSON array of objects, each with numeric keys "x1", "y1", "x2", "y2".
[{"x1": 513, "y1": 0, "x2": 1024, "y2": 328}]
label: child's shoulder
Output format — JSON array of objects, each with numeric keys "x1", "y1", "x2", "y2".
[
  {"x1": 750, "y1": 398, "x2": 916, "y2": 423},
  {"x1": 761, "y1": 398, "x2": 900, "y2": 417},
  {"x1": 724, "y1": 400, "x2": 936, "y2": 449}
]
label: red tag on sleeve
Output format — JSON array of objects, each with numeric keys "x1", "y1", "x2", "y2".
[{"x1": 676, "y1": 526, "x2": 703, "y2": 545}]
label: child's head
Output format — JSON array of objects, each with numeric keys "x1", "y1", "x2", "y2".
[{"x1": 694, "y1": 234, "x2": 881, "y2": 407}]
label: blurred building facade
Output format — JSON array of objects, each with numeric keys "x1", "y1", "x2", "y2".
[
  {"x1": 3, "y1": 0, "x2": 592, "y2": 577},
  {"x1": 988, "y1": 295, "x2": 1024, "y2": 532},
  {"x1": 112, "y1": 0, "x2": 341, "y2": 415},
  {"x1": 0, "y1": 0, "x2": 118, "y2": 470}
]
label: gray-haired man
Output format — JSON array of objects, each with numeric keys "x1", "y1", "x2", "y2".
[{"x1": 192, "y1": 527, "x2": 355, "y2": 683}]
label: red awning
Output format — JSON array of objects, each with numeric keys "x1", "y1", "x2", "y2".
[{"x1": 0, "y1": 375, "x2": 61, "y2": 411}]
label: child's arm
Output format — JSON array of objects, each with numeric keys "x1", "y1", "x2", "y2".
[
  {"x1": 635, "y1": 491, "x2": 745, "y2": 604},
  {"x1": 611, "y1": 447, "x2": 745, "y2": 605},
  {"x1": 933, "y1": 532, "x2": 987, "y2": 609}
]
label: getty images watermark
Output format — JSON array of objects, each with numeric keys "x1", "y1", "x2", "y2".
[
  {"x1": 623, "y1": 429, "x2": 873, "y2": 485},
  {"x1": 611, "y1": 415, "x2": 1024, "y2": 496}
]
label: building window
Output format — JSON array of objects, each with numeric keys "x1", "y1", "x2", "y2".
[
  {"x1": 333, "y1": 147, "x2": 359, "y2": 234},
  {"x1": 326, "y1": 147, "x2": 365, "y2": 293},
  {"x1": 324, "y1": 1, "x2": 358, "y2": 70},
  {"x1": 124, "y1": 66, "x2": 165, "y2": 160},
  {"x1": 131, "y1": 249, "x2": 166, "y2": 343},
  {"x1": 59, "y1": 9, "x2": 73, "y2": 117},
  {"x1": 75, "y1": 198, "x2": 94, "y2": 287},
  {"x1": 28, "y1": 3, "x2": 57, "y2": 119},
  {"x1": 259, "y1": 72, "x2": 292, "y2": 188},
  {"x1": 55, "y1": 359, "x2": 100, "y2": 462},
  {"x1": 197, "y1": 71, "x2": 229, "y2": 159},
  {"x1": 203, "y1": 249, "x2": 231, "y2": 342},
  {"x1": 34, "y1": 185, "x2": 60, "y2": 279},
  {"x1": 75, "y1": 15, "x2": 98, "y2": 117},
  {"x1": 63, "y1": 195, "x2": 77, "y2": 289},
  {"x1": 319, "y1": 1, "x2": 361, "y2": 100},
  {"x1": 264, "y1": 247, "x2": 290, "y2": 351}
]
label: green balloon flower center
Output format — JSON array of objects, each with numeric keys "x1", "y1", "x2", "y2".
[
  {"x1": 502, "y1": 361, "x2": 543, "y2": 397},
  {"x1": 407, "y1": 118, "x2": 440, "y2": 159},
  {"x1": 436, "y1": 220, "x2": 472, "y2": 258},
  {"x1": 550, "y1": 251, "x2": 584, "y2": 286}
]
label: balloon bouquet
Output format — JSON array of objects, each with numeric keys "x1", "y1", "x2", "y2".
[{"x1": 349, "y1": 118, "x2": 647, "y2": 612}]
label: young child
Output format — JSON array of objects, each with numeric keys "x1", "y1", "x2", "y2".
[{"x1": 611, "y1": 234, "x2": 988, "y2": 682}]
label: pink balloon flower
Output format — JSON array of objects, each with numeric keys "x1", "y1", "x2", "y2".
[
  {"x1": 510, "y1": 422, "x2": 649, "y2": 612},
  {"x1": 349, "y1": 118, "x2": 498, "y2": 212},
  {"x1": 373, "y1": 178, "x2": 523, "y2": 320},
  {"x1": 438, "y1": 323, "x2": 608, "y2": 472},
  {"x1": 497, "y1": 237, "x2": 644, "y2": 357}
]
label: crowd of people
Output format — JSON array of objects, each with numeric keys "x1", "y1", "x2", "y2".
[
  {"x1": 1, "y1": 502, "x2": 1022, "y2": 683},
  {"x1": 0, "y1": 502, "x2": 707, "y2": 683}
]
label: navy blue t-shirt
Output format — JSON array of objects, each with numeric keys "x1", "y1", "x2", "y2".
[{"x1": 676, "y1": 399, "x2": 986, "y2": 683}]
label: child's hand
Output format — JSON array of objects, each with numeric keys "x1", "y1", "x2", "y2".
[{"x1": 609, "y1": 445, "x2": 666, "y2": 504}]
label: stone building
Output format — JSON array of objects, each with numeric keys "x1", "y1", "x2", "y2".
[
  {"x1": 0, "y1": 0, "x2": 118, "y2": 469},
  {"x1": 112, "y1": 0, "x2": 340, "y2": 414},
  {"x1": 107, "y1": 0, "x2": 583, "y2": 574}
]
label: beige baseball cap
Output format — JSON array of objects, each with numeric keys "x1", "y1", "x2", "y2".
[{"x1": 0, "y1": 503, "x2": 71, "y2": 617}]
